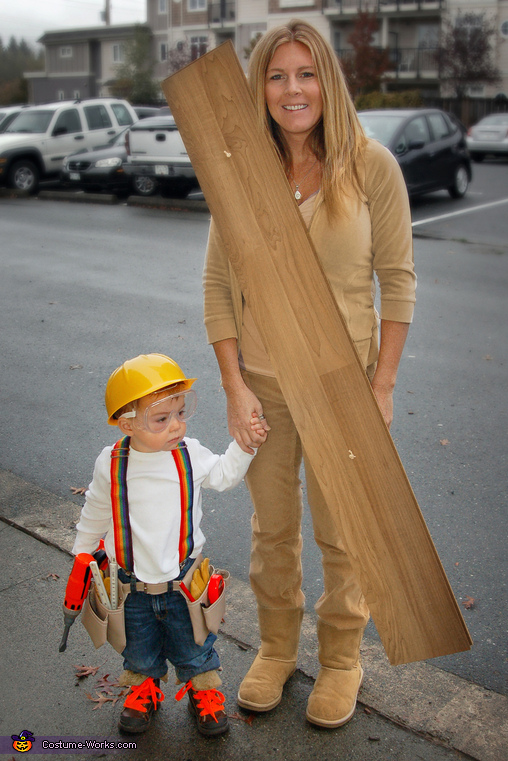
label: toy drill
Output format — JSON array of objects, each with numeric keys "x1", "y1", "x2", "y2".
[{"x1": 59, "y1": 552, "x2": 95, "y2": 652}]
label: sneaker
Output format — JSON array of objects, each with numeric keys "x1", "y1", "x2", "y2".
[
  {"x1": 176, "y1": 680, "x2": 229, "y2": 736},
  {"x1": 118, "y1": 677, "x2": 164, "y2": 734}
]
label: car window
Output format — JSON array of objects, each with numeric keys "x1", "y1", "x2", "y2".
[
  {"x1": 428, "y1": 113, "x2": 451, "y2": 141},
  {"x1": 357, "y1": 114, "x2": 406, "y2": 146},
  {"x1": 6, "y1": 110, "x2": 54, "y2": 134},
  {"x1": 479, "y1": 114, "x2": 508, "y2": 126},
  {"x1": 110, "y1": 103, "x2": 134, "y2": 126},
  {"x1": 84, "y1": 105, "x2": 113, "y2": 130},
  {"x1": 403, "y1": 116, "x2": 430, "y2": 146},
  {"x1": 53, "y1": 108, "x2": 82, "y2": 135}
]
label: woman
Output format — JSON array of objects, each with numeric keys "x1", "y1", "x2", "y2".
[{"x1": 203, "y1": 20, "x2": 416, "y2": 728}]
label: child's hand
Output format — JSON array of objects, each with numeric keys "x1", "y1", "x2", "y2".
[{"x1": 250, "y1": 413, "x2": 269, "y2": 447}]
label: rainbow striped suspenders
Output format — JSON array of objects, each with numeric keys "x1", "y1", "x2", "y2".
[{"x1": 110, "y1": 437, "x2": 194, "y2": 572}]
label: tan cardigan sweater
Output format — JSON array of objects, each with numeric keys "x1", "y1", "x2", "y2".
[{"x1": 203, "y1": 139, "x2": 416, "y2": 371}]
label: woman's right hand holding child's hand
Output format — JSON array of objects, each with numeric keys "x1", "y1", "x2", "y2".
[{"x1": 250, "y1": 413, "x2": 269, "y2": 448}]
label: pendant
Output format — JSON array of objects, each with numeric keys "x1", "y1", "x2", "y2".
[{"x1": 295, "y1": 189, "x2": 302, "y2": 201}]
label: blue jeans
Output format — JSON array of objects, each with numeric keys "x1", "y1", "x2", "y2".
[{"x1": 119, "y1": 562, "x2": 220, "y2": 683}]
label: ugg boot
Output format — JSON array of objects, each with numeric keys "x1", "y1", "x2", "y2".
[
  {"x1": 237, "y1": 606, "x2": 304, "y2": 712},
  {"x1": 306, "y1": 620, "x2": 364, "y2": 729},
  {"x1": 176, "y1": 670, "x2": 228, "y2": 737}
]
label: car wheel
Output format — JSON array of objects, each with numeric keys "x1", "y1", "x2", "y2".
[
  {"x1": 132, "y1": 175, "x2": 158, "y2": 196},
  {"x1": 448, "y1": 164, "x2": 469, "y2": 199},
  {"x1": 9, "y1": 160, "x2": 39, "y2": 194},
  {"x1": 471, "y1": 153, "x2": 485, "y2": 163}
]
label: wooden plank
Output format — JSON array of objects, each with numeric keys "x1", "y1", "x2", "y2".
[{"x1": 161, "y1": 42, "x2": 472, "y2": 665}]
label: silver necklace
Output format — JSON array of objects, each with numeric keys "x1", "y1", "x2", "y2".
[{"x1": 289, "y1": 159, "x2": 318, "y2": 201}]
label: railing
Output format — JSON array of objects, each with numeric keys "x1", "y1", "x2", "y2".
[
  {"x1": 324, "y1": 0, "x2": 444, "y2": 12},
  {"x1": 208, "y1": 1, "x2": 235, "y2": 24},
  {"x1": 338, "y1": 47, "x2": 441, "y2": 78}
]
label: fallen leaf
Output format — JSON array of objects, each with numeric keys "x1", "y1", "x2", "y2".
[
  {"x1": 462, "y1": 596, "x2": 475, "y2": 610},
  {"x1": 484, "y1": 355, "x2": 492, "y2": 361},
  {"x1": 74, "y1": 664, "x2": 99, "y2": 680},
  {"x1": 70, "y1": 486, "x2": 87, "y2": 495},
  {"x1": 86, "y1": 691, "x2": 116, "y2": 710},
  {"x1": 69, "y1": 364, "x2": 83, "y2": 370},
  {"x1": 45, "y1": 573, "x2": 59, "y2": 581},
  {"x1": 96, "y1": 674, "x2": 120, "y2": 693},
  {"x1": 440, "y1": 439, "x2": 450, "y2": 446},
  {"x1": 228, "y1": 711, "x2": 255, "y2": 725}
]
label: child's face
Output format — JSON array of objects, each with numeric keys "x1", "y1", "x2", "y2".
[{"x1": 120, "y1": 392, "x2": 189, "y2": 453}]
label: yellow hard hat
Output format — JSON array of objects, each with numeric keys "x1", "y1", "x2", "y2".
[{"x1": 105, "y1": 353, "x2": 196, "y2": 425}]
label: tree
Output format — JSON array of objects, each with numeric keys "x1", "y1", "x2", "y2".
[
  {"x1": 110, "y1": 25, "x2": 158, "y2": 104},
  {"x1": 439, "y1": 12, "x2": 501, "y2": 98},
  {"x1": 340, "y1": 11, "x2": 391, "y2": 98},
  {"x1": 0, "y1": 36, "x2": 44, "y2": 105},
  {"x1": 166, "y1": 41, "x2": 192, "y2": 75}
]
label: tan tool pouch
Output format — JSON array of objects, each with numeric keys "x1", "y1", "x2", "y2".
[
  {"x1": 81, "y1": 580, "x2": 127, "y2": 654},
  {"x1": 178, "y1": 557, "x2": 230, "y2": 646}
]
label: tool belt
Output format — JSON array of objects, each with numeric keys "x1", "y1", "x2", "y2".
[{"x1": 81, "y1": 555, "x2": 229, "y2": 653}]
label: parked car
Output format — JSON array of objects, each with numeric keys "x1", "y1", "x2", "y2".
[
  {"x1": 60, "y1": 128, "x2": 157, "y2": 196},
  {"x1": 124, "y1": 115, "x2": 199, "y2": 198},
  {"x1": 466, "y1": 113, "x2": 508, "y2": 162},
  {"x1": 0, "y1": 105, "x2": 27, "y2": 133},
  {"x1": 133, "y1": 106, "x2": 164, "y2": 120},
  {"x1": 0, "y1": 98, "x2": 138, "y2": 193},
  {"x1": 357, "y1": 108, "x2": 472, "y2": 199}
]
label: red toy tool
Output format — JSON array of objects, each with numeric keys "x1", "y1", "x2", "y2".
[
  {"x1": 59, "y1": 552, "x2": 95, "y2": 652},
  {"x1": 207, "y1": 574, "x2": 224, "y2": 605}
]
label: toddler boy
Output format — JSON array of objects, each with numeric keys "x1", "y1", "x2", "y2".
[{"x1": 73, "y1": 353, "x2": 265, "y2": 736}]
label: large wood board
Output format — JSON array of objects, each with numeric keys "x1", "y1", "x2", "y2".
[{"x1": 162, "y1": 42, "x2": 472, "y2": 665}]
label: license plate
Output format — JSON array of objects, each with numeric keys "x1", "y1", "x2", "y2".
[
  {"x1": 70, "y1": 172, "x2": 80, "y2": 181},
  {"x1": 155, "y1": 165, "x2": 169, "y2": 176}
]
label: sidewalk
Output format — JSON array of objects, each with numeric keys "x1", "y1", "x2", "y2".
[{"x1": 1, "y1": 468, "x2": 507, "y2": 761}]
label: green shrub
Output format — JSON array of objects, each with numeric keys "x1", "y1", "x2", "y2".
[{"x1": 355, "y1": 90, "x2": 423, "y2": 110}]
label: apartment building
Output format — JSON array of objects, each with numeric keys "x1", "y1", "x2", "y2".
[
  {"x1": 25, "y1": 25, "x2": 143, "y2": 104},
  {"x1": 149, "y1": 0, "x2": 507, "y2": 98}
]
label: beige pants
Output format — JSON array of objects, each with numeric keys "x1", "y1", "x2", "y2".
[{"x1": 243, "y1": 371, "x2": 369, "y2": 631}]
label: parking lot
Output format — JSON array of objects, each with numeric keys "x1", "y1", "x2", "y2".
[{"x1": 0, "y1": 154, "x2": 507, "y2": 758}]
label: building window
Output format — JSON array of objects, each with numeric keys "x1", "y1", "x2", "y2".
[
  {"x1": 279, "y1": 0, "x2": 314, "y2": 7},
  {"x1": 159, "y1": 0, "x2": 167, "y2": 12},
  {"x1": 73, "y1": 90, "x2": 81, "y2": 100},
  {"x1": 190, "y1": 36, "x2": 208, "y2": 60},
  {"x1": 58, "y1": 90, "x2": 65, "y2": 100},
  {"x1": 160, "y1": 43, "x2": 168, "y2": 61},
  {"x1": 60, "y1": 47, "x2": 72, "y2": 58},
  {"x1": 113, "y1": 44, "x2": 125, "y2": 63},
  {"x1": 188, "y1": 0, "x2": 206, "y2": 11}
]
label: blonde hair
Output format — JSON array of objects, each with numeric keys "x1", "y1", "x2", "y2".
[{"x1": 248, "y1": 19, "x2": 367, "y2": 215}]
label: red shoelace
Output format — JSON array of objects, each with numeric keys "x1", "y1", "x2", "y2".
[
  {"x1": 175, "y1": 680, "x2": 226, "y2": 723},
  {"x1": 123, "y1": 677, "x2": 164, "y2": 713}
]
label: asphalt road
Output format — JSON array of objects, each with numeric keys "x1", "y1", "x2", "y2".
[{"x1": 0, "y1": 158, "x2": 506, "y2": 702}]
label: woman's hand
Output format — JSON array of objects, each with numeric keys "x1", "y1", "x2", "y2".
[
  {"x1": 226, "y1": 384, "x2": 270, "y2": 454},
  {"x1": 213, "y1": 338, "x2": 270, "y2": 454},
  {"x1": 371, "y1": 320, "x2": 410, "y2": 430}
]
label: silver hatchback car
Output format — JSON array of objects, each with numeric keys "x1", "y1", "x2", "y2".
[{"x1": 466, "y1": 113, "x2": 508, "y2": 162}]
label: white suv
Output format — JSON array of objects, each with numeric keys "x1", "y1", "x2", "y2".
[{"x1": 0, "y1": 98, "x2": 138, "y2": 193}]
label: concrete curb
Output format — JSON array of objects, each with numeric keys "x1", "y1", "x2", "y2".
[
  {"x1": 0, "y1": 468, "x2": 506, "y2": 760},
  {"x1": 1, "y1": 188, "x2": 210, "y2": 212}
]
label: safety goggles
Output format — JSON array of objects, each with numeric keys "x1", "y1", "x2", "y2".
[{"x1": 120, "y1": 389, "x2": 197, "y2": 433}]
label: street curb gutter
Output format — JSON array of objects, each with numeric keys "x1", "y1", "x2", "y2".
[{"x1": 1, "y1": 468, "x2": 506, "y2": 761}]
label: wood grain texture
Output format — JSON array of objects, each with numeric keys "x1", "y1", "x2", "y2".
[{"x1": 161, "y1": 42, "x2": 472, "y2": 665}]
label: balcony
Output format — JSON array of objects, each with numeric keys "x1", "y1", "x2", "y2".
[
  {"x1": 338, "y1": 46, "x2": 441, "y2": 79},
  {"x1": 324, "y1": 0, "x2": 444, "y2": 14},
  {"x1": 208, "y1": 1, "x2": 236, "y2": 26}
]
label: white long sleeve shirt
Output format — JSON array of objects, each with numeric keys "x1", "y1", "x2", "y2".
[{"x1": 72, "y1": 437, "x2": 254, "y2": 583}]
